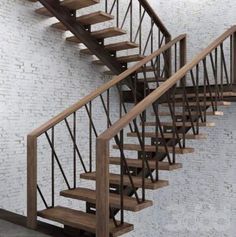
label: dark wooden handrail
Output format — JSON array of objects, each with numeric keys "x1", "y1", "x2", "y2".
[
  {"x1": 98, "y1": 26, "x2": 236, "y2": 141},
  {"x1": 28, "y1": 35, "x2": 186, "y2": 138},
  {"x1": 138, "y1": 0, "x2": 171, "y2": 38}
]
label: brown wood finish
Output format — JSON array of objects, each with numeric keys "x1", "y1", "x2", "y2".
[
  {"x1": 144, "y1": 121, "x2": 216, "y2": 127},
  {"x1": 51, "y1": 11, "x2": 114, "y2": 30},
  {"x1": 109, "y1": 157, "x2": 183, "y2": 171},
  {"x1": 93, "y1": 54, "x2": 145, "y2": 65},
  {"x1": 27, "y1": 136, "x2": 37, "y2": 229},
  {"x1": 80, "y1": 41, "x2": 139, "y2": 55},
  {"x1": 153, "y1": 111, "x2": 224, "y2": 116},
  {"x1": 113, "y1": 144, "x2": 194, "y2": 154},
  {"x1": 38, "y1": 206, "x2": 133, "y2": 237},
  {"x1": 35, "y1": 7, "x2": 53, "y2": 17},
  {"x1": 80, "y1": 172, "x2": 169, "y2": 190},
  {"x1": 127, "y1": 132, "x2": 207, "y2": 140},
  {"x1": 61, "y1": 0, "x2": 100, "y2": 10},
  {"x1": 60, "y1": 188, "x2": 153, "y2": 212},
  {"x1": 161, "y1": 101, "x2": 231, "y2": 107}
]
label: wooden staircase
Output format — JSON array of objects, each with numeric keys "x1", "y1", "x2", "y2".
[{"x1": 27, "y1": 1, "x2": 236, "y2": 237}]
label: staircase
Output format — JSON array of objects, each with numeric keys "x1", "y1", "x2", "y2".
[{"x1": 27, "y1": 1, "x2": 236, "y2": 237}]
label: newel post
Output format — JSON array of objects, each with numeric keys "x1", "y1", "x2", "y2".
[
  {"x1": 27, "y1": 135, "x2": 38, "y2": 229},
  {"x1": 165, "y1": 36, "x2": 172, "y2": 79},
  {"x1": 96, "y1": 138, "x2": 109, "y2": 237},
  {"x1": 232, "y1": 32, "x2": 236, "y2": 85},
  {"x1": 180, "y1": 36, "x2": 187, "y2": 87}
]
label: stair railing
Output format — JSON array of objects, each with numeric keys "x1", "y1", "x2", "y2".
[
  {"x1": 103, "y1": 0, "x2": 172, "y2": 75},
  {"x1": 27, "y1": 35, "x2": 185, "y2": 230},
  {"x1": 96, "y1": 26, "x2": 236, "y2": 237}
]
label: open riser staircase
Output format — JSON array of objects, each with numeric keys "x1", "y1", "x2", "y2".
[{"x1": 27, "y1": 1, "x2": 236, "y2": 237}]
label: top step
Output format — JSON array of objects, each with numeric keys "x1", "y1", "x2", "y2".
[
  {"x1": 38, "y1": 206, "x2": 133, "y2": 237},
  {"x1": 61, "y1": 0, "x2": 100, "y2": 10}
]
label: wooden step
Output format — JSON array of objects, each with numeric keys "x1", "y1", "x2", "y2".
[
  {"x1": 81, "y1": 41, "x2": 139, "y2": 54},
  {"x1": 61, "y1": 187, "x2": 152, "y2": 212},
  {"x1": 66, "y1": 27, "x2": 126, "y2": 43},
  {"x1": 80, "y1": 172, "x2": 169, "y2": 190},
  {"x1": 104, "y1": 65, "x2": 156, "y2": 75},
  {"x1": 162, "y1": 101, "x2": 231, "y2": 107},
  {"x1": 35, "y1": 7, "x2": 53, "y2": 17},
  {"x1": 93, "y1": 54, "x2": 145, "y2": 65},
  {"x1": 38, "y1": 206, "x2": 133, "y2": 237},
  {"x1": 52, "y1": 11, "x2": 114, "y2": 30},
  {"x1": 109, "y1": 157, "x2": 182, "y2": 171},
  {"x1": 113, "y1": 144, "x2": 194, "y2": 154},
  {"x1": 138, "y1": 77, "x2": 167, "y2": 83},
  {"x1": 127, "y1": 132, "x2": 207, "y2": 140},
  {"x1": 61, "y1": 0, "x2": 100, "y2": 10},
  {"x1": 144, "y1": 121, "x2": 216, "y2": 127},
  {"x1": 153, "y1": 111, "x2": 224, "y2": 116},
  {"x1": 176, "y1": 91, "x2": 236, "y2": 99}
]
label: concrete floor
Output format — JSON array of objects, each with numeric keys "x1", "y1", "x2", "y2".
[{"x1": 0, "y1": 220, "x2": 50, "y2": 237}]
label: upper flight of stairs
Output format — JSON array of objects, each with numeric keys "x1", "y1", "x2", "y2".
[{"x1": 27, "y1": 1, "x2": 236, "y2": 237}]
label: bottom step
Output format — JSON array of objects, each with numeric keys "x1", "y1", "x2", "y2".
[{"x1": 38, "y1": 206, "x2": 133, "y2": 237}]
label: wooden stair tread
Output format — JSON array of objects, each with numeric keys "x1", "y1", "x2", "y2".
[
  {"x1": 61, "y1": 0, "x2": 100, "y2": 10},
  {"x1": 176, "y1": 91, "x2": 236, "y2": 99},
  {"x1": 51, "y1": 12, "x2": 113, "y2": 30},
  {"x1": 66, "y1": 27, "x2": 126, "y2": 43},
  {"x1": 80, "y1": 172, "x2": 169, "y2": 190},
  {"x1": 113, "y1": 144, "x2": 194, "y2": 154},
  {"x1": 93, "y1": 54, "x2": 145, "y2": 65},
  {"x1": 144, "y1": 121, "x2": 216, "y2": 127},
  {"x1": 154, "y1": 111, "x2": 224, "y2": 116},
  {"x1": 81, "y1": 41, "x2": 139, "y2": 54},
  {"x1": 162, "y1": 101, "x2": 231, "y2": 107},
  {"x1": 61, "y1": 187, "x2": 152, "y2": 212},
  {"x1": 38, "y1": 206, "x2": 133, "y2": 236},
  {"x1": 138, "y1": 77, "x2": 167, "y2": 83},
  {"x1": 104, "y1": 65, "x2": 156, "y2": 75},
  {"x1": 35, "y1": 7, "x2": 53, "y2": 17},
  {"x1": 127, "y1": 132, "x2": 207, "y2": 140},
  {"x1": 109, "y1": 157, "x2": 182, "y2": 171}
]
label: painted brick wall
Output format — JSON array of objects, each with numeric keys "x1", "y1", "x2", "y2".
[{"x1": 0, "y1": 0, "x2": 235, "y2": 237}]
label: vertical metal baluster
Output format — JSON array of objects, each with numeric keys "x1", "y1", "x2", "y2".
[
  {"x1": 130, "y1": 0, "x2": 133, "y2": 42},
  {"x1": 220, "y1": 43, "x2": 224, "y2": 99},
  {"x1": 117, "y1": 0, "x2": 119, "y2": 28},
  {"x1": 51, "y1": 126, "x2": 55, "y2": 207},
  {"x1": 73, "y1": 112, "x2": 76, "y2": 188},
  {"x1": 196, "y1": 64, "x2": 200, "y2": 134},
  {"x1": 120, "y1": 129, "x2": 124, "y2": 224},
  {"x1": 175, "y1": 43, "x2": 177, "y2": 73},
  {"x1": 142, "y1": 110, "x2": 145, "y2": 202},
  {"x1": 230, "y1": 35, "x2": 233, "y2": 87},
  {"x1": 89, "y1": 102, "x2": 92, "y2": 172},
  {"x1": 203, "y1": 59, "x2": 207, "y2": 122},
  {"x1": 154, "y1": 101, "x2": 159, "y2": 181},
  {"x1": 215, "y1": 48, "x2": 218, "y2": 110},
  {"x1": 105, "y1": 0, "x2": 108, "y2": 13},
  {"x1": 139, "y1": 3, "x2": 142, "y2": 54},
  {"x1": 107, "y1": 89, "x2": 110, "y2": 129},
  {"x1": 151, "y1": 20, "x2": 154, "y2": 54},
  {"x1": 172, "y1": 86, "x2": 176, "y2": 164}
]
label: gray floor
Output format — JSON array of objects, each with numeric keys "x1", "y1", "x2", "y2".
[{"x1": 0, "y1": 220, "x2": 50, "y2": 237}]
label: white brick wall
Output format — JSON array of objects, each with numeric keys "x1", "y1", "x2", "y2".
[{"x1": 0, "y1": 0, "x2": 235, "y2": 237}]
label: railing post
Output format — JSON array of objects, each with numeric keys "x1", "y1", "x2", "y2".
[
  {"x1": 96, "y1": 138, "x2": 109, "y2": 237},
  {"x1": 27, "y1": 135, "x2": 37, "y2": 229},
  {"x1": 180, "y1": 36, "x2": 187, "y2": 87},
  {"x1": 232, "y1": 32, "x2": 236, "y2": 85}
]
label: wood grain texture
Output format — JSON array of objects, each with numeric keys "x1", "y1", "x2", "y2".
[
  {"x1": 60, "y1": 187, "x2": 153, "y2": 212},
  {"x1": 38, "y1": 206, "x2": 133, "y2": 237},
  {"x1": 80, "y1": 172, "x2": 169, "y2": 190},
  {"x1": 61, "y1": 0, "x2": 100, "y2": 10}
]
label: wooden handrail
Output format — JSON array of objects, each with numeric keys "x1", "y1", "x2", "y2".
[
  {"x1": 98, "y1": 26, "x2": 236, "y2": 141},
  {"x1": 28, "y1": 34, "x2": 186, "y2": 138},
  {"x1": 138, "y1": 0, "x2": 171, "y2": 38}
]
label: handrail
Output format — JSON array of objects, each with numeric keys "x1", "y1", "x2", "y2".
[
  {"x1": 28, "y1": 34, "x2": 186, "y2": 138},
  {"x1": 98, "y1": 26, "x2": 236, "y2": 141},
  {"x1": 138, "y1": 0, "x2": 171, "y2": 38}
]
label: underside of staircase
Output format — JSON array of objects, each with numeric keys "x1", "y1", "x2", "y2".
[{"x1": 27, "y1": 1, "x2": 236, "y2": 237}]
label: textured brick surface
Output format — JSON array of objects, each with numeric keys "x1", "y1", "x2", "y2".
[{"x1": 0, "y1": 1, "x2": 235, "y2": 237}]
